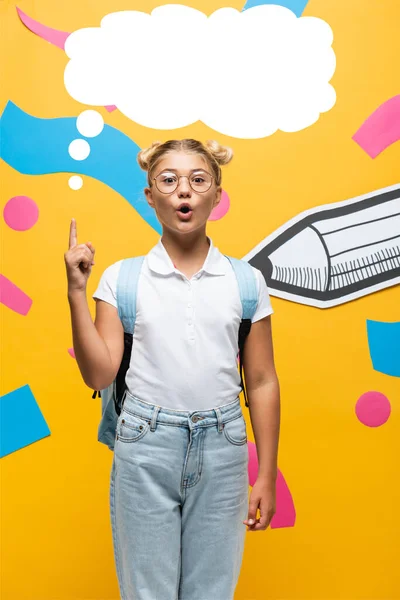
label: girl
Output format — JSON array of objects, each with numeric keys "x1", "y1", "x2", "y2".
[{"x1": 65, "y1": 139, "x2": 280, "y2": 600}]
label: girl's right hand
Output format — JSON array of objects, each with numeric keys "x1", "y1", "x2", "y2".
[{"x1": 64, "y1": 219, "x2": 96, "y2": 293}]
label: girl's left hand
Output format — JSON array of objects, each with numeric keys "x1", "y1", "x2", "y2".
[{"x1": 243, "y1": 477, "x2": 276, "y2": 531}]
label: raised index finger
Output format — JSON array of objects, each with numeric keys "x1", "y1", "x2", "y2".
[{"x1": 69, "y1": 218, "x2": 77, "y2": 249}]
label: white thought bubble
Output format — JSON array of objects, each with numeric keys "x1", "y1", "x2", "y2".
[{"x1": 64, "y1": 4, "x2": 336, "y2": 139}]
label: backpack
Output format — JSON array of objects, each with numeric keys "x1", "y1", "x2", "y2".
[{"x1": 93, "y1": 255, "x2": 258, "y2": 451}]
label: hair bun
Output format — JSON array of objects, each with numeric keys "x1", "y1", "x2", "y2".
[
  {"x1": 137, "y1": 141, "x2": 163, "y2": 171},
  {"x1": 204, "y1": 140, "x2": 233, "y2": 166}
]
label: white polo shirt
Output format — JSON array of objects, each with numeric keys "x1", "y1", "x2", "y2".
[{"x1": 93, "y1": 237, "x2": 273, "y2": 411}]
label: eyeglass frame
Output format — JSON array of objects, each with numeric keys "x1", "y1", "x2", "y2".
[{"x1": 151, "y1": 169, "x2": 215, "y2": 194}]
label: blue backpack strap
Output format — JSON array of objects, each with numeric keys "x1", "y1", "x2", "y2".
[
  {"x1": 116, "y1": 256, "x2": 146, "y2": 333},
  {"x1": 225, "y1": 256, "x2": 258, "y2": 407},
  {"x1": 225, "y1": 256, "x2": 258, "y2": 320},
  {"x1": 97, "y1": 256, "x2": 145, "y2": 452}
]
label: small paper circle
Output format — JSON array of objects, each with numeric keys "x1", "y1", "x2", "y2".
[
  {"x1": 76, "y1": 110, "x2": 104, "y2": 138},
  {"x1": 3, "y1": 196, "x2": 39, "y2": 231},
  {"x1": 355, "y1": 391, "x2": 391, "y2": 427},
  {"x1": 68, "y1": 139, "x2": 90, "y2": 161},
  {"x1": 68, "y1": 176, "x2": 83, "y2": 190}
]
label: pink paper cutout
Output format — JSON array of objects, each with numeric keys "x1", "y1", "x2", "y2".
[
  {"x1": 68, "y1": 348, "x2": 76, "y2": 359},
  {"x1": 247, "y1": 441, "x2": 296, "y2": 528},
  {"x1": 208, "y1": 190, "x2": 230, "y2": 221},
  {"x1": 247, "y1": 440, "x2": 259, "y2": 486},
  {"x1": 355, "y1": 391, "x2": 391, "y2": 427},
  {"x1": 105, "y1": 105, "x2": 118, "y2": 112},
  {"x1": 352, "y1": 95, "x2": 400, "y2": 158},
  {"x1": 0, "y1": 275, "x2": 32, "y2": 315},
  {"x1": 3, "y1": 196, "x2": 39, "y2": 231},
  {"x1": 16, "y1": 7, "x2": 70, "y2": 50}
]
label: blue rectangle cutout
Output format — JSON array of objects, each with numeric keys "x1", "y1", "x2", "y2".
[{"x1": 1, "y1": 385, "x2": 51, "y2": 457}]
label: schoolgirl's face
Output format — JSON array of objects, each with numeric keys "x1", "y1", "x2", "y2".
[{"x1": 144, "y1": 152, "x2": 221, "y2": 235}]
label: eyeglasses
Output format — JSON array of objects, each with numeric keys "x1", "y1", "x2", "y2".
[{"x1": 153, "y1": 170, "x2": 214, "y2": 194}]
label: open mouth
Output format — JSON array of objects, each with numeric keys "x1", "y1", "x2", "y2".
[
  {"x1": 177, "y1": 203, "x2": 192, "y2": 214},
  {"x1": 176, "y1": 203, "x2": 194, "y2": 220}
]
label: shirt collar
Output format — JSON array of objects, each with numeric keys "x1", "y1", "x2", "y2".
[{"x1": 147, "y1": 237, "x2": 227, "y2": 276}]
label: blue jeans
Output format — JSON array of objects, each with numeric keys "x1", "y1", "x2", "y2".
[{"x1": 110, "y1": 391, "x2": 250, "y2": 600}]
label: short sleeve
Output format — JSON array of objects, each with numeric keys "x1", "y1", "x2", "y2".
[
  {"x1": 92, "y1": 260, "x2": 123, "y2": 309},
  {"x1": 251, "y1": 267, "x2": 274, "y2": 323}
]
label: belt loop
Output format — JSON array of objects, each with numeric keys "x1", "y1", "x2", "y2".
[
  {"x1": 214, "y1": 407, "x2": 223, "y2": 433},
  {"x1": 150, "y1": 406, "x2": 161, "y2": 432}
]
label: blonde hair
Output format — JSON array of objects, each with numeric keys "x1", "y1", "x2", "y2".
[{"x1": 137, "y1": 139, "x2": 233, "y2": 187}]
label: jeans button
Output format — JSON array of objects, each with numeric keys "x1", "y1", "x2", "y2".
[{"x1": 192, "y1": 415, "x2": 199, "y2": 423}]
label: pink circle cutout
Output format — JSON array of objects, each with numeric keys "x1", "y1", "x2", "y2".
[
  {"x1": 208, "y1": 190, "x2": 230, "y2": 221},
  {"x1": 355, "y1": 391, "x2": 391, "y2": 427},
  {"x1": 3, "y1": 196, "x2": 39, "y2": 231}
]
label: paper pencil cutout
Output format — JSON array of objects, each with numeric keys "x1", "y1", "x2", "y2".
[{"x1": 243, "y1": 184, "x2": 400, "y2": 308}]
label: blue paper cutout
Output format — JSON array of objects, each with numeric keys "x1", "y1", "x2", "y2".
[
  {"x1": 0, "y1": 101, "x2": 162, "y2": 235},
  {"x1": 366, "y1": 320, "x2": 400, "y2": 378},
  {"x1": 0, "y1": 385, "x2": 51, "y2": 457},
  {"x1": 242, "y1": 0, "x2": 309, "y2": 17}
]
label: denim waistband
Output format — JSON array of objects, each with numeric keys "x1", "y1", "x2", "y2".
[{"x1": 123, "y1": 391, "x2": 243, "y2": 432}]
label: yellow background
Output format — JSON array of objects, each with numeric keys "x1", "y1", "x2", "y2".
[{"x1": 1, "y1": 0, "x2": 399, "y2": 598}]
